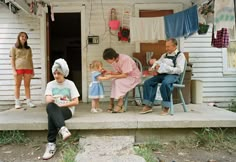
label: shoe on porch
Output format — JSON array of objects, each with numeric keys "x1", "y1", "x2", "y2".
[{"x1": 15, "y1": 99, "x2": 22, "y2": 109}]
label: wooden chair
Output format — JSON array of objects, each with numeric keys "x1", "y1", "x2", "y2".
[
  {"x1": 123, "y1": 57, "x2": 143, "y2": 111},
  {"x1": 159, "y1": 60, "x2": 188, "y2": 115}
]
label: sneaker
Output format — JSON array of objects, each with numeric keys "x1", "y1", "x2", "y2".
[
  {"x1": 27, "y1": 99, "x2": 36, "y2": 108},
  {"x1": 59, "y1": 126, "x2": 71, "y2": 141},
  {"x1": 91, "y1": 108, "x2": 98, "y2": 113},
  {"x1": 96, "y1": 108, "x2": 103, "y2": 112},
  {"x1": 15, "y1": 100, "x2": 21, "y2": 109},
  {"x1": 27, "y1": 102, "x2": 36, "y2": 108},
  {"x1": 42, "y1": 142, "x2": 56, "y2": 160}
]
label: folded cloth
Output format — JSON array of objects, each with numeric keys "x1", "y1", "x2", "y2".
[
  {"x1": 164, "y1": 5, "x2": 198, "y2": 38},
  {"x1": 51, "y1": 58, "x2": 69, "y2": 77}
]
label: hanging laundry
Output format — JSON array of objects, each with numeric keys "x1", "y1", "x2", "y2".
[
  {"x1": 214, "y1": 0, "x2": 235, "y2": 32},
  {"x1": 130, "y1": 17, "x2": 166, "y2": 42},
  {"x1": 164, "y1": 5, "x2": 199, "y2": 38},
  {"x1": 211, "y1": 28, "x2": 229, "y2": 48},
  {"x1": 37, "y1": 2, "x2": 43, "y2": 16},
  {"x1": 33, "y1": 0, "x2": 37, "y2": 15}
]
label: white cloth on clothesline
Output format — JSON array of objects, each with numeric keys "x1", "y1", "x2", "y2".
[
  {"x1": 214, "y1": 0, "x2": 235, "y2": 32},
  {"x1": 130, "y1": 17, "x2": 166, "y2": 43}
]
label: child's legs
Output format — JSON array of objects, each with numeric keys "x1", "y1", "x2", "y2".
[
  {"x1": 91, "y1": 99, "x2": 97, "y2": 108},
  {"x1": 95, "y1": 99, "x2": 100, "y2": 108}
]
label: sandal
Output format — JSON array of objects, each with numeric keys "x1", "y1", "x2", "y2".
[
  {"x1": 107, "y1": 104, "x2": 114, "y2": 113},
  {"x1": 112, "y1": 105, "x2": 124, "y2": 113}
]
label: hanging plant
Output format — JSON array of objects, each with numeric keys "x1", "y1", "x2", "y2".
[{"x1": 200, "y1": 1, "x2": 214, "y2": 15}]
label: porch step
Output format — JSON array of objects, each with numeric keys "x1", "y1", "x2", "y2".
[
  {"x1": 75, "y1": 136, "x2": 145, "y2": 162},
  {"x1": 0, "y1": 103, "x2": 236, "y2": 131}
]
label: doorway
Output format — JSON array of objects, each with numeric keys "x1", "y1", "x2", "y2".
[{"x1": 47, "y1": 13, "x2": 82, "y2": 100}]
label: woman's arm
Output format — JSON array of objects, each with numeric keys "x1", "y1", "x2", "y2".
[
  {"x1": 59, "y1": 97, "x2": 79, "y2": 108},
  {"x1": 97, "y1": 75, "x2": 111, "y2": 81},
  {"x1": 45, "y1": 95, "x2": 55, "y2": 103},
  {"x1": 29, "y1": 48, "x2": 35, "y2": 76},
  {"x1": 109, "y1": 73, "x2": 128, "y2": 79},
  {"x1": 104, "y1": 70, "x2": 120, "y2": 75},
  {"x1": 10, "y1": 48, "x2": 17, "y2": 76}
]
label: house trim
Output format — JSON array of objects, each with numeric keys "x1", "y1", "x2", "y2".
[
  {"x1": 40, "y1": 12, "x2": 47, "y2": 103},
  {"x1": 40, "y1": 5, "x2": 88, "y2": 102},
  {"x1": 222, "y1": 48, "x2": 236, "y2": 75}
]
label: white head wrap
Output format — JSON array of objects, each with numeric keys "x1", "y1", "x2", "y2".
[{"x1": 51, "y1": 58, "x2": 69, "y2": 77}]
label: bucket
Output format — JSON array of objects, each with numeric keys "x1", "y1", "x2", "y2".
[{"x1": 109, "y1": 20, "x2": 120, "y2": 30}]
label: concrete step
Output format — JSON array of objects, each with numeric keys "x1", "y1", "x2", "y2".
[{"x1": 75, "y1": 136, "x2": 146, "y2": 162}]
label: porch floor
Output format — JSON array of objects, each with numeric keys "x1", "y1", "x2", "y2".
[{"x1": 0, "y1": 103, "x2": 236, "y2": 131}]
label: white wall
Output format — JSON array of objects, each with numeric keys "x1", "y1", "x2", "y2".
[
  {"x1": 1, "y1": 0, "x2": 235, "y2": 106},
  {"x1": 184, "y1": 25, "x2": 236, "y2": 102},
  {"x1": 0, "y1": 5, "x2": 41, "y2": 105}
]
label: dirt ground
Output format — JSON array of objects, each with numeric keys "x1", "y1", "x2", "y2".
[
  {"x1": 0, "y1": 138, "x2": 63, "y2": 162},
  {"x1": 1, "y1": 137, "x2": 236, "y2": 162},
  {"x1": 154, "y1": 145, "x2": 236, "y2": 162}
]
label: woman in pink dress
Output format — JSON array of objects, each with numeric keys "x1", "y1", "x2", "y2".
[{"x1": 103, "y1": 48, "x2": 141, "y2": 113}]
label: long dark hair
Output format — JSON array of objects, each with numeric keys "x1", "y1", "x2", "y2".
[
  {"x1": 15, "y1": 32, "x2": 30, "y2": 49},
  {"x1": 103, "y1": 48, "x2": 119, "y2": 60}
]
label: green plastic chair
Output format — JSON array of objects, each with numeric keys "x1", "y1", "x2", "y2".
[
  {"x1": 161, "y1": 60, "x2": 188, "y2": 115},
  {"x1": 123, "y1": 57, "x2": 143, "y2": 111}
]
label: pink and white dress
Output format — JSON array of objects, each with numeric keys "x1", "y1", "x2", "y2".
[{"x1": 110, "y1": 54, "x2": 141, "y2": 99}]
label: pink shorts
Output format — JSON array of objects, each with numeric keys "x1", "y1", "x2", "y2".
[{"x1": 16, "y1": 69, "x2": 33, "y2": 75}]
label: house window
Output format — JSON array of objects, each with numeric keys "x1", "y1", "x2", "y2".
[
  {"x1": 227, "y1": 41, "x2": 236, "y2": 68},
  {"x1": 223, "y1": 30, "x2": 236, "y2": 74}
]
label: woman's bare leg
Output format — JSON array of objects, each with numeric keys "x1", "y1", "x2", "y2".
[
  {"x1": 14, "y1": 74, "x2": 23, "y2": 99},
  {"x1": 23, "y1": 74, "x2": 32, "y2": 99}
]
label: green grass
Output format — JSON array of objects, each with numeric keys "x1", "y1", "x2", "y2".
[
  {"x1": 0, "y1": 130, "x2": 30, "y2": 145},
  {"x1": 192, "y1": 128, "x2": 236, "y2": 151},
  {"x1": 57, "y1": 133, "x2": 81, "y2": 162},
  {"x1": 173, "y1": 128, "x2": 236, "y2": 152},
  {"x1": 134, "y1": 141, "x2": 162, "y2": 162},
  {"x1": 134, "y1": 128, "x2": 236, "y2": 161}
]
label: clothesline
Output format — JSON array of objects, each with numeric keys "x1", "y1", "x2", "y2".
[{"x1": 130, "y1": 5, "x2": 199, "y2": 42}]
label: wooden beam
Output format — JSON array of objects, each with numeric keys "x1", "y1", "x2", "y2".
[{"x1": 9, "y1": 0, "x2": 30, "y2": 14}]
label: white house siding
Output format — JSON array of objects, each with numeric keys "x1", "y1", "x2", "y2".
[
  {"x1": 2, "y1": 0, "x2": 235, "y2": 105},
  {"x1": 0, "y1": 5, "x2": 41, "y2": 106},
  {"x1": 184, "y1": 26, "x2": 236, "y2": 102}
]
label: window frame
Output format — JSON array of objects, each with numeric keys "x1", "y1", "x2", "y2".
[{"x1": 222, "y1": 40, "x2": 236, "y2": 75}]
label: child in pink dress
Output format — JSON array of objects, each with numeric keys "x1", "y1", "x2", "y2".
[{"x1": 103, "y1": 48, "x2": 141, "y2": 113}]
